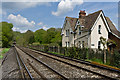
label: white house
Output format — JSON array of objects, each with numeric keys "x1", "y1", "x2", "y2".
[{"x1": 61, "y1": 10, "x2": 120, "y2": 49}]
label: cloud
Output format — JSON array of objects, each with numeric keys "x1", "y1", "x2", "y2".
[
  {"x1": 8, "y1": 14, "x2": 35, "y2": 27},
  {"x1": 2, "y1": 2, "x2": 50, "y2": 10},
  {"x1": 12, "y1": 27, "x2": 27, "y2": 33},
  {"x1": 37, "y1": 22, "x2": 43, "y2": 25},
  {"x1": 2, "y1": 0, "x2": 59, "y2": 2},
  {"x1": 1, "y1": 2, "x2": 51, "y2": 15},
  {"x1": 52, "y1": 0, "x2": 83, "y2": 16},
  {"x1": 42, "y1": 25, "x2": 49, "y2": 30}
]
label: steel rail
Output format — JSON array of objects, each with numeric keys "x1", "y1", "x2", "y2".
[
  {"x1": 16, "y1": 46, "x2": 68, "y2": 80},
  {"x1": 23, "y1": 47, "x2": 119, "y2": 80},
  {"x1": 30, "y1": 47, "x2": 120, "y2": 73},
  {"x1": 14, "y1": 47, "x2": 34, "y2": 80}
]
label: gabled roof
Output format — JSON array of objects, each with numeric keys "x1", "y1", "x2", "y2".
[
  {"x1": 105, "y1": 17, "x2": 120, "y2": 37},
  {"x1": 64, "y1": 10, "x2": 120, "y2": 38},
  {"x1": 65, "y1": 17, "x2": 78, "y2": 31},
  {"x1": 65, "y1": 10, "x2": 102, "y2": 31},
  {"x1": 80, "y1": 10, "x2": 102, "y2": 31}
]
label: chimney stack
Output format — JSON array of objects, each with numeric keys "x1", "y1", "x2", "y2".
[{"x1": 79, "y1": 10, "x2": 86, "y2": 18}]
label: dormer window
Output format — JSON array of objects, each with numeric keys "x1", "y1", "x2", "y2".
[
  {"x1": 98, "y1": 25, "x2": 101, "y2": 34},
  {"x1": 66, "y1": 29, "x2": 69, "y2": 36}
]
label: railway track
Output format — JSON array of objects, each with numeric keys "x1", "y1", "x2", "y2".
[
  {"x1": 16, "y1": 46, "x2": 120, "y2": 80},
  {"x1": 14, "y1": 47, "x2": 36, "y2": 79},
  {"x1": 14, "y1": 46, "x2": 68, "y2": 80}
]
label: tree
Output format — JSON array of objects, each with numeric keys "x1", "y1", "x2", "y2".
[
  {"x1": 34, "y1": 29, "x2": 47, "y2": 44},
  {"x1": 107, "y1": 39, "x2": 117, "y2": 53},
  {"x1": 45, "y1": 28, "x2": 56, "y2": 44},
  {"x1": 1, "y1": 22, "x2": 13, "y2": 47},
  {"x1": 24, "y1": 30, "x2": 35, "y2": 45},
  {"x1": 100, "y1": 36, "x2": 107, "y2": 63},
  {"x1": 13, "y1": 31, "x2": 25, "y2": 46},
  {"x1": 51, "y1": 29, "x2": 62, "y2": 46}
]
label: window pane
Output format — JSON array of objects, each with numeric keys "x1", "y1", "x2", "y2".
[
  {"x1": 98, "y1": 25, "x2": 101, "y2": 34},
  {"x1": 82, "y1": 41, "x2": 84, "y2": 48},
  {"x1": 68, "y1": 29, "x2": 69, "y2": 36},
  {"x1": 79, "y1": 27, "x2": 81, "y2": 35},
  {"x1": 66, "y1": 42, "x2": 67, "y2": 47},
  {"x1": 79, "y1": 41, "x2": 81, "y2": 48},
  {"x1": 68, "y1": 42, "x2": 69, "y2": 47},
  {"x1": 66, "y1": 30, "x2": 67, "y2": 36},
  {"x1": 98, "y1": 41, "x2": 101, "y2": 49}
]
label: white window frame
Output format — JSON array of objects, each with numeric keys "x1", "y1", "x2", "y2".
[{"x1": 68, "y1": 42, "x2": 70, "y2": 47}]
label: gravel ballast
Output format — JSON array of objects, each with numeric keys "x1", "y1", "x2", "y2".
[{"x1": 2, "y1": 47, "x2": 21, "y2": 80}]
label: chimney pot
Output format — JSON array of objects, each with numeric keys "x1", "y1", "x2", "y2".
[{"x1": 79, "y1": 10, "x2": 86, "y2": 18}]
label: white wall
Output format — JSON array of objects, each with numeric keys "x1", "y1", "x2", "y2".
[
  {"x1": 75, "y1": 25, "x2": 89, "y2": 48},
  {"x1": 91, "y1": 15, "x2": 108, "y2": 49},
  {"x1": 62, "y1": 20, "x2": 74, "y2": 47}
]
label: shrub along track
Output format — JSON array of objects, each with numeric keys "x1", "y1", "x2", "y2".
[
  {"x1": 14, "y1": 46, "x2": 68, "y2": 80},
  {"x1": 17, "y1": 46, "x2": 120, "y2": 80}
]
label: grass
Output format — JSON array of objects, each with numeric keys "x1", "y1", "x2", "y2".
[
  {"x1": 30, "y1": 47, "x2": 119, "y2": 68},
  {"x1": 86, "y1": 58, "x2": 104, "y2": 64},
  {"x1": 48, "y1": 51, "x2": 64, "y2": 56},
  {"x1": 0, "y1": 48, "x2": 9, "y2": 59}
]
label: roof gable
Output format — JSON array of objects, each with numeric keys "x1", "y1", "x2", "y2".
[
  {"x1": 62, "y1": 10, "x2": 120, "y2": 38},
  {"x1": 66, "y1": 17, "x2": 78, "y2": 31},
  {"x1": 64, "y1": 10, "x2": 102, "y2": 32},
  {"x1": 106, "y1": 17, "x2": 120, "y2": 38}
]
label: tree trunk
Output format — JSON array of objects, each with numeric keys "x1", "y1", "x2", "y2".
[{"x1": 104, "y1": 49, "x2": 106, "y2": 63}]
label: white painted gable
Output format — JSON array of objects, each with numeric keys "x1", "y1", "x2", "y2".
[{"x1": 90, "y1": 13, "x2": 108, "y2": 49}]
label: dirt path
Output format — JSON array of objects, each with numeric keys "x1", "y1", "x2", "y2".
[
  {"x1": 2, "y1": 47, "x2": 21, "y2": 79},
  {"x1": 0, "y1": 48, "x2": 3, "y2": 80}
]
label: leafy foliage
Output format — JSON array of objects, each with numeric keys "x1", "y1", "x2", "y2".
[
  {"x1": 1, "y1": 21, "x2": 62, "y2": 47},
  {"x1": 1, "y1": 22, "x2": 13, "y2": 47},
  {"x1": 34, "y1": 29, "x2": 47, "y2": 44}
]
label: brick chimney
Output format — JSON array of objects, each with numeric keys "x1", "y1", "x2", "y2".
[{"x1": 79, "y1": 10, "x2": 86, "y2": 18}]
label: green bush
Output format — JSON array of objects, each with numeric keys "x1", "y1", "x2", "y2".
[
  {"x1": 0, "y1": 48, "x2": 9, "y2": 59},
  {"x1": 30, "y1": 45, "x2": 120, "y2": 68},
  {"x1": 112, "y1": 51, "x2": 120, "y2": 68}
]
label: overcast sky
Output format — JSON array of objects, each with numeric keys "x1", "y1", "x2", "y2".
[{"x1": 1, "y1": 0, "x2": 119, "y2": 33}]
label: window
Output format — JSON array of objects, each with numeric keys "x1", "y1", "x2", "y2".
[
  {"x1": 78, "y1": 41, "x2": 81, "y2": 48},
  {"x1": 98, "y1": 25, "x2": 101, "y2": 34},
  {"x1": 68, "y1": 29, "x2": 69, "y2": 36},
  {"x1": 66, "y1": 29, "x2": 69, "y2": 36},
  {"x1": 66, "y1": 42, "x2": 67, "y2": 47},
  {"x1": 78, "y1": 21, "x2": 80, "y2": 24},
  {"x1": 82, "y1": 41, "x2": 84, "y2": 48},
  {"x1": 98, "y1": 41, "x2": 101, "y2": 49},
  {"x1": 79, "y1": 27, "x2": 81, "y2": 35},
  {"x1": 66, "y1": 30, "x2": 67, "y2": 36},
  {"x1": 68, "y1": 42, "x2": 70, "y2": 47}
]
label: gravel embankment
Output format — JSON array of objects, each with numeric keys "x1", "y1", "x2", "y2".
[
  {"x1": 2, "y1": 47, "x2": 21, "y2": 80},
  {"x1": 0, "y1": 48, "x2": 3, "y2": 80},
  {"x1": 16, "y1": 46, "x2": 65, "y2": 79},
  {"x1": 30, "y1": 48, "x2": 120, "y2": 79},
  {"x1": 21, "y1": 47, "x2": 104, "y2": 79}
]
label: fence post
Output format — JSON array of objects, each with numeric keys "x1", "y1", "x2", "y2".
[{"x1": 58, "y1": 46, "x2": 60, "y2": 54}]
